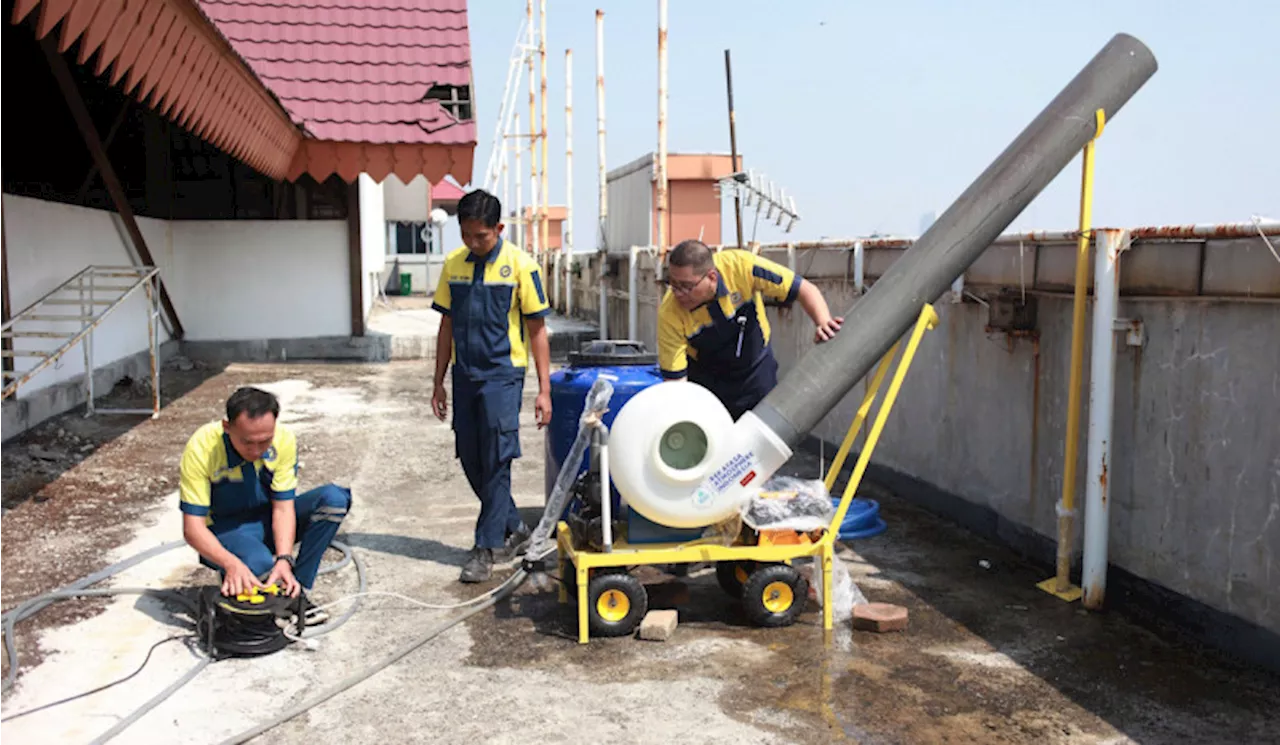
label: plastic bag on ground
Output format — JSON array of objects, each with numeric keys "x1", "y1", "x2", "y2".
[
  {"x1": 740, "y1": 476, "x2": 836, "y2": 533},
  {"x1": 524, "y1": 376, "x2": 614, "y2": 563},
  {"x1": 812, "y1": 552, "x2": 867, "y2": 623}
]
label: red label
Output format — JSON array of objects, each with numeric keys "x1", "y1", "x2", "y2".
[{"x1": 739, "y1": 471, "x2": 757, "y2": 487}]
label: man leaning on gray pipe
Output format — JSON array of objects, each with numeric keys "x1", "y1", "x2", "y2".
[{"x1": 698, "y1": 33, "x2": 1159, "y2": 512}]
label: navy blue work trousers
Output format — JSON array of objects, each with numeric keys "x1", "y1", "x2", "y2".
[
  {"x1": 689, "y1": 349, "x2": 779, "y2": 421},
  {"x1": 202, "y1": 484, "x2": 352, "y2": 589},
  {"x1": 452, "y1": 374, "x2": 526, "y2": 549}
]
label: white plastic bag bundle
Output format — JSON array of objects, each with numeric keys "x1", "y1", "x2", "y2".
[{"x1": 739, "y1": 476, "x2": 835, "y2": 533}]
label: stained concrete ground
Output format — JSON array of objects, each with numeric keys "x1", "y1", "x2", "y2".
[
  {"x1": 2, "y1": 358, "x2": 1279, "y2": 744},
  {"x1": 367, "y1": 296, "x2": 601, "y2": 362}
]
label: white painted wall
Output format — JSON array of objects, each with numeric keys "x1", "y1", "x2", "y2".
[
  {"x1": 161, "y1": 220, "x2": 349, "y2": 340},
  {"x1": 3, "y1": 194, "x2": 353, "y2": 406},
  {"x1": 383, "y1": 174, "x2": 431, "y2": 222},
  {"x1": 358, "y1": 174, "x2": 386, "y2": 319},
  {"x1": 2, "y1": 194, "x2": 171, "y2": 399}
]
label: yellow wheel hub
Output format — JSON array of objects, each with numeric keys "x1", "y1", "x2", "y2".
[
  {"x1": 762, "y1": 581, "x2": 794, "y2": 613},
  {"x1": 596, "y1": 589, "x2": 630, "y2": 622}
]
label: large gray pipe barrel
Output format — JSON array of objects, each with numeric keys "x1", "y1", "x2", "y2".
[{"x1": 754, "y1": 33, "x2": 1157, "y2": 446}]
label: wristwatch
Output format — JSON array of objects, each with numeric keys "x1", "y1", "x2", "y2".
[{"x1": 274, "y1": 554, "x2": 296, "y2": 569}]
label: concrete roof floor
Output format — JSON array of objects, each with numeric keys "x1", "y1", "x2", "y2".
[{"x1": 1, "y1": 360, "x2": 1277, "y2": 744}]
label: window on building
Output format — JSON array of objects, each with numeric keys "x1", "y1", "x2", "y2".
[
  {"x1": 425, "y1": 85, "x2": 474, "y2": 122},
  {"x1": 393, "y1": 222, "x2": 429, "y2": 254}
]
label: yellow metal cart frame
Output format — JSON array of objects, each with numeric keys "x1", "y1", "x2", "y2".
[{"x1": 557, "y1": 304, "x2": 940, "y2": 643}]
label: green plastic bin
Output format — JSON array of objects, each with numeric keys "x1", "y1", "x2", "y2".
[{"x1": 399, "y1": 272, "x2": 412, "y2": 296}]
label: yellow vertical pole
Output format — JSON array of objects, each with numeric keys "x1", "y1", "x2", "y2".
[
  {"x1": 1040, "y1": 109, "x2": 1105, "y2": 602},
  {"x1": 577, "y1": 565, "x2": 590, "y2": 643},
  {"x1": 821, "y1": 541, "x2": 835, "y2": 631}
]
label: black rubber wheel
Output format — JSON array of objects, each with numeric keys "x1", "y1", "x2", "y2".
[
  {"x1": 715, "y1": 561, "x2": 756, "y2": 599},
  {"x1": 587, "y1": 572, "x2": 648, "y2": 637},
  {"x1": 742, "y1": 564, "x2": 807, "y2": 628},
  {"x1": 564, "y1": 566, "x2": 628, "y2": 602}
]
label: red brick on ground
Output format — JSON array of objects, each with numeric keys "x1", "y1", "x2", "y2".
[
  {"x1": 852, "y1": 602, "x2": 909, "y2": 632},
  {"x1": 638, "y1": 610, "x2": 679, "y2": 641}
]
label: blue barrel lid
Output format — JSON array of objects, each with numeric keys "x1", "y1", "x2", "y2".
[{"x1": 567, "y1": 339, "x2": 658, "y2": 367}]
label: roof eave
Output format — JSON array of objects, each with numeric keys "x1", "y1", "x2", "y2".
[{"x1": 13, "y1": 0, "x2": 303, "y2": 179}]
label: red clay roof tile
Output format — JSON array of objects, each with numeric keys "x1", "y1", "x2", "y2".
[
  {"x1": 197, "y1": 0, "x2": 475, "y2": 148},
  {"x1": 253, "y1": 61, "x2": 470, "y2": 86}
]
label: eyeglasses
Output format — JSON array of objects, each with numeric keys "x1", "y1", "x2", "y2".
[{"x1": 666, "y1": 271, "x2": 710, "y2": 295}]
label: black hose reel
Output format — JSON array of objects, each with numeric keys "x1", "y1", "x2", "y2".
[{"x1": 196, "y1": 585, "x2": 303, "y2": 660}]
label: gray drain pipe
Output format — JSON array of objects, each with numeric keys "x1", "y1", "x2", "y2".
[{"x1": 753, "y1": 33, "x2": 1157, "y2": 446}]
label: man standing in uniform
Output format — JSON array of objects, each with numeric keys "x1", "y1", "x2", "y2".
[
  {"x1": 658, "y1": 239, "x2": 843, "y2": 419},
  {"x1": 431, "y1": 189, "x2": 552, "y2": 583},
  {"x1": 180, "y1": 386, "x2": 352, "y2": 618}
]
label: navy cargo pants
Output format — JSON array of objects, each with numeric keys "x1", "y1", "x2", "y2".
[
  {"x1": 689, "y1": 350, "x2": 779, "y2": 421},
  {"x1": 452, "y1": 374, "x2": 527, "y2": 549},
  {"x1": 202, "y1": 484, "x2": 352, "y2": 590}
]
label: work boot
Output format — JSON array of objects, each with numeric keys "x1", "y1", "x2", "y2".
[
  {"x1": 460, "y1": 547, "x2": 494, "y2": 583},
  {"x1": 299, "y1": 590, "x2": 329, "y2": 626},
  {"x1": 500, "y1": 523, "x2": 533, "y2": 560}
]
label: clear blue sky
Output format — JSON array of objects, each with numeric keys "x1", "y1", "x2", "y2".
[{"x1": 455, "y1": 1, "x2": 1278, "y2": 250}]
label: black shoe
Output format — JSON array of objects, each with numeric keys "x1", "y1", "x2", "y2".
[
  {"x1": 500, "y1": 523, "x2": 533, "y2": 560},
  {"x1": 460, "y1": 547, "x2": 494, "y2": 583},
  {"x1": 299, "y1": 591, "x2": 329, "y2": 626}
]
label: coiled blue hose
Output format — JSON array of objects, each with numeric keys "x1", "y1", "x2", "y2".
[{"x1": 832, "y1": 497, "x2": 887, "y2": 540}]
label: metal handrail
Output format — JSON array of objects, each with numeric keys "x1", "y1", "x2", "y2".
[{"x1": 2, "y1": 266, "x2": 162, "y2": 418}]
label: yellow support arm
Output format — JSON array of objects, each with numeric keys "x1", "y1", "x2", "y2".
[
  {"x1": 1042, "y1": 107, "x2": 1105, "y2": 603},
  {"x1": 825, "y1": 303, "x2": 939, "y2": 542},
  {"x1": 822, "y1": 344, "x2": 899, "y2": 494}
]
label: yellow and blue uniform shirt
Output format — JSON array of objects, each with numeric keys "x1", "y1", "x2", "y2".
[
  {"x1": 432, "y1": 238, "x2": 551, "y2": 381},
  {"x1": 179, "y1": 421, "x2": 299, "y2": 525},
  {"x1": 657, "y1": 249, "x2": 801, "y2": 415}
]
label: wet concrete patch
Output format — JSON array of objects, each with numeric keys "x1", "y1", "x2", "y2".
[{"x1": 461, "y1": 479, "x2": 1280, "y2": 744}]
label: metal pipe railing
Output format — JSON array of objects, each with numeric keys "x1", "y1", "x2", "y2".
[
  {"x1": 655, "y1": 0, "x2": 669, "y2": 266},
  {"x1": 565, "y1": 47, "x2": 575, "y2": 318},
  {"x1": 708, "y1": 219, "x2": 1280, "y2": 254},
  {"x1": 595, "y1": 9, "x2": 609, "y2": 340},
  {"x1": 2, "y1": 267, "x2": 160, "y2": 406},
  {"x1": 538, "y1": 0, "x2": 549, "y2": 267}
]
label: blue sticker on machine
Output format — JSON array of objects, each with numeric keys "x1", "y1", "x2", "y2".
[{"x1": 707, "y1": 452, "x2": 757, "y2": 493}]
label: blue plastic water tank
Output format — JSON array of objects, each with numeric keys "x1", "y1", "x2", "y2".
[{"x1": 544, "y1": 340, "x2": 664, "y2": 514}]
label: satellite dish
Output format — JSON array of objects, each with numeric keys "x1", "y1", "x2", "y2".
[{"x1": 429, "y1": 208, "x2": 449, "y2": 226}]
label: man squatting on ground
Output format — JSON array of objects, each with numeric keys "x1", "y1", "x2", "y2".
[
  {"x1": 180, "y1": 387, "x2": 352, "y2": 619},
  {"x1": 658, "y1": 239, "x2": 843, "y2": 419},
  {"x1": 432, "y1": 189, "x2": 553, "y2": 583}
]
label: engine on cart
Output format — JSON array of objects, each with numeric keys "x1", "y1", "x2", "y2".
[{"x1": 564, "y1": 468, "x2": 626, "y2": 553}]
